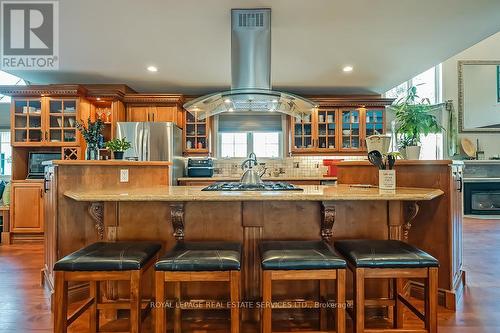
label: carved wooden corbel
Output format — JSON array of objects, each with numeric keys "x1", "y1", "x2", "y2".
[
  {"x1": 321, "y1": 202, "x2": 336, "y2": 242},
  {"x1": 403, "y1": 201, "x2": 420, "y2": 241},
  {"x1": 170, "y1": 203, "x2": 185, "y2": 241},
  {"x1": 88, "y1": 202, "x2": 104, "y2": 240}
]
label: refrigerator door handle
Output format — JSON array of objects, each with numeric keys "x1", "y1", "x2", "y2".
[{"x1": 143, "y1": 125, "x2": 149, "y2": 161}]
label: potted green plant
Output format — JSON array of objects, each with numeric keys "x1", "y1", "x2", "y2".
[
  {"x1": 105, "y1": 138, "x2": 131, "y2": 160},
  {"x1": 76, "y1": 118, "x2": 104, "y2": 160},
  {"x1": 392, "y1": 86, "x2": 442, "y2": 159}
]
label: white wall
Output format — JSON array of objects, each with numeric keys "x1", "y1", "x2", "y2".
[{"x1": 442, "y1": 31, "x2": 500, "y2": 158}]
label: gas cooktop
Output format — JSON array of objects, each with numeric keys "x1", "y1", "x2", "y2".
[{"x1": 201, "y1": 182, "x2": 303, "y2": 192}]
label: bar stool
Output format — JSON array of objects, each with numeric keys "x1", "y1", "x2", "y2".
[
  {"x1": 260, "y1": 240, "x2": 347, "y2": 333},
  {"x1": 334, "y1": 239, "x2": 439, "y2": 333},
  {"x1": 53, "y1": 241, "x2": 162, "y2": 333},
  {"x1": 154, "y1": 241, "x2": 242, "y2": 333}
]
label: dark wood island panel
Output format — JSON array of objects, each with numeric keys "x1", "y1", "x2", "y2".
[{"x1": 337, "y1": 160, "x2": 464, "y2": 310}]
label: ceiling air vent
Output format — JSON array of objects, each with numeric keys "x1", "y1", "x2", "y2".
[{"x1": 238, "y1": 12, "x2": 264, "y2": 27}]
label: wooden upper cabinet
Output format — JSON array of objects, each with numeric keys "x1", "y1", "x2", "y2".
[
  {"x1": 11, "y1": 181, "x2": 44, "y2": 233},
  {"x1": 126, "y1": 106, "x2": 151, "y2": 122},
  {"x1": 126, "y1": 105, "x2": 184, "y2": 127},
  {"x1": 183, "y1": 110, "x2": 210, "y2": 154},
  {"x1": 290, "y1": 106, "x2": 386, "y2": 154},
  {"x1": 11, "y1": 97, "x2": 80, "y2": 147}
]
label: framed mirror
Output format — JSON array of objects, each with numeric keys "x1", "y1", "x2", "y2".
[{"x1": 458, "y1": 60, "x2": 500, "y2": 132}]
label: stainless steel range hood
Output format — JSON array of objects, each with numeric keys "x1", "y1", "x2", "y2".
[{"x1": 183, "y1": 8, "x2": 317, "y2": 120}]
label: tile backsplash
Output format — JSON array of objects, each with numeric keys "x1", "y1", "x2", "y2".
[{"x1": 200, "y1": 155, "x2": 367, "y2": 178}]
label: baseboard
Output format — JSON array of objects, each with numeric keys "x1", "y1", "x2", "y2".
[
  {"x1": 408, "y1": 270, "x2": 465, "y2": 310},
  {"x1": 10, "y1": 233, "x2": 43, "y2": 244}
]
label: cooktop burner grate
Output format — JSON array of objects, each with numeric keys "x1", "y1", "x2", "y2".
[{"x1": 201, "y1": 182, "x2": 303, "y2": 191}]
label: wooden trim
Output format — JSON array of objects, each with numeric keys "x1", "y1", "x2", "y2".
[
  {"x1": 162, "y1": 271, "x2": 231, "y2": 282},
  {"x1": 0, "y1": 85, "x2": 87, "y2": 97},
  {"x1": 310, "y1": 96, "x2": 395, "y2": 107},
  {"x1": 270, "y1": 269, "x2": 338, "y2": 280},
  {"x1": 123, "y1": 93, "x2": 184, "y2": 104},
  {"x1": 363, "y1": 267, "x2": 429, "y2": 279}
]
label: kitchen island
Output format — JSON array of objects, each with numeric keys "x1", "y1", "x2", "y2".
[{"x1": 43, "y1": 160, "x2": 446, "y2": 324}]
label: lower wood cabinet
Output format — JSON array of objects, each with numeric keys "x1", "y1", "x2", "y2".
[{"x1": 11, "y1": 180, "x2": 44, "y2": 233}]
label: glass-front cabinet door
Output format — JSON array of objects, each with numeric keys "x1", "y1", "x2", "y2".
[
  {"x1": 48, "y1": 99, "x2": 78, "y2": 145},
  {"x1": 12, "y1": 99, "x2": 43, "y2": 144},
  {"x1": 316, "y1": 108, "x2": 336, "y2": 150},
  {"x1": 184, "y1": 111, "x2": 209, "y2": 153},
  {"x1": 364, "y1": 108, "x2": 385, "y2": 136},
  {"x1": 292, "y1": 113, "x2": 313, "y2": 152},
  {"x1": 339, "y1": 108, "x2": 362, "y2": 151}
]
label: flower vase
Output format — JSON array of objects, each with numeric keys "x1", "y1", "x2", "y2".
[{"x1": 86, "y1": 143, "x2": 99, "y2": 160}]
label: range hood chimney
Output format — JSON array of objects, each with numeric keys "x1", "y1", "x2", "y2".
[{"x1": 184, "y1": 8, "x2": 316, "y2": 119}]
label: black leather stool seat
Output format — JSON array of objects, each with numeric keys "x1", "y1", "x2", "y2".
[
  {"x1": 260, "y1": 240, "x2": 346, "y2": 270},
  {"x1": 155, "y1": 242, "x2": 242, "y2": 271},
  {"x1": 53, "y1": 241, "x2": 162, "y2": 271},
  {"x1": 334, "y1": 239, "x2": 439, "y2": 268}
]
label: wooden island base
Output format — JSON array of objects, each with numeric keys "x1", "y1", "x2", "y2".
[{"x1": 42, "y1": 160, "x2": 447, "y2": 327}]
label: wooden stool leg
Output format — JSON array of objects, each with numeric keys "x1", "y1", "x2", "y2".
[
  {"x1": 319, "y1": 280, "x2": 328, "y2": 330},
  {"x1": 336, "y1": 269, "x2": 346, "y2": 333},
  {"x1": 262, "y1": 270, "x2": 272, "y2": 333},
  {"x1": 130, "y1": 270, "x2": 142, "y2": 333},
  {"x1": 393, "y1": 278, "x2": 404, "y2": 328},
  {"x1": 54, "y1": 271, "x2": 68, "y2": 333},
  {"x1": 230, "y1": 271, "x2": 241, "y2": 333},
  {"x1": 174, "y1": 282, "x2": 181, "y2": 333},
  {"x1": 89, "y1": 281, "x2": 99, "y2": 333},
  {"x1": 425, "y1": 267, "x2": 438, "y2": 333},
  {"x1": 155, "y1": 272, "x2": 166, "y2": 333},
  {"x1": 353, "y1": 268, "x2": 365, "y2": 333}
]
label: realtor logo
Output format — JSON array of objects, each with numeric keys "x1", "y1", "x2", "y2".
[{"x1": 1, "y1": 1, "x2": 59, "y2": 70}]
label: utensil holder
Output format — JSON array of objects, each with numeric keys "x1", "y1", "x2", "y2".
[{"x1": 379, "y1": 170, "x2": 396, "y2": 190}]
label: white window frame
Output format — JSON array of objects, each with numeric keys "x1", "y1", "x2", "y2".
[
  {"x1": 214, "y1": 115, "x2": 286, "y2": 159},
  {"x1": 384, "y1": 64, "x2": 442, "y2": 104}
]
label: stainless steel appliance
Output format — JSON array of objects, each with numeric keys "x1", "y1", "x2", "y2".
[
  {"x1": 240, "y1": 152, "x2": 266, "y2": 185},
  {"x1": 183, "y1": 9, "x2": 316, "y2": 119},
  {"x1": 116, "y1": 122, "x2": 183, "y2": 185},
  {"x1": 463, "y1": 161, "x2": 500, "y2": 216},
  {"x1": 187, "y1": 158, "x2": 214, "y2": 177},
  {"x1": 202, "y1": 182, "x2": 303, "y2": 191}
]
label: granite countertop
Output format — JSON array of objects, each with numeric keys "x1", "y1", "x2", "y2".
[
  {"x1": 64, "y1": 184, "x2": 443, "y2": 202},
  {"x1": 49, "y1": 160, "x2": 172, "y2": 166},
  {"x1": 178, "y1": 176, "x2": 338, "y2": 181}
]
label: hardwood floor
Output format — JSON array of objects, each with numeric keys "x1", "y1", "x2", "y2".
[{"x1": 0, "y1": 217, "x2": 498, "y2": 332}]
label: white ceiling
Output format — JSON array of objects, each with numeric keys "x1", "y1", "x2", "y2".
[{"x1": 8, "y1": 0, "x2": 500, "y2": 95}]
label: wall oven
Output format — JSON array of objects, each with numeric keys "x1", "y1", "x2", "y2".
[{"x1": 464, "y1": 178, "x2": 500, "y2": 215}]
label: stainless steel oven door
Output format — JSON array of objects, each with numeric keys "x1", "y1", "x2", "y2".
[{"x1": 464, "y1": 179, "x2": 500, "y2": 215}]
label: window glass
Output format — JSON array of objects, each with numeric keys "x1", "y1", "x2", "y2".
[
  {"x1": 0, "y1": 131, "x2": 12, "y2": 175},
  {"x1": 220, "y1": 133, "x2": 248, "y2": 158},
  {"x1": 0, "y1": 71, "x2": 26, "y2": 103},
  {"x1": 412, "y1": 67, "x2": 436, "y2": 104},
  {"x1": 253, "y1": 132, "x2": 280, "y2": 158}
]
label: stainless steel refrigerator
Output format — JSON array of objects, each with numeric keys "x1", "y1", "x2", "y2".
[{"x1": 116, "y1": 122, "x2": 183, "y2": 185}]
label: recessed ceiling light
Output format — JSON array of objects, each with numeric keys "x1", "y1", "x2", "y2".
[
  {"x1": 147, "y1": 66, "x2": 158, "y2": 72},
  {"x1": 224, "y1": 98, "x2": 231, "y2": 104},
  {"x1": 96, "y1": 97, "x2": 101, "y2": 101},
  {"x1": 343, "y1": 65, "x2": 353, "y2": 72},
  {"x1": 228, "y1": 108, "x2": 234, "y2": 112}
]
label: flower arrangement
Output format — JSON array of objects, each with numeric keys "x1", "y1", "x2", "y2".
[
  {"x1": 75, "y1": 118, "x2": 104, "y2": 159},
  {"x1": 75, "y1": 118, "x2": 104, "y2": 146}
]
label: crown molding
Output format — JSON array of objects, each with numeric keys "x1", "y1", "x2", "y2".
[{"x1": 122, "y1": 94, "x2": 184, "y2": 105}]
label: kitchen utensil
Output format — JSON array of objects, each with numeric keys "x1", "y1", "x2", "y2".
[
  {"x1": 387, "y1": 154, "x2": 396, "y2": 170},
  {"x1": 365, "y1": 135, "x2": 391, "y2": 155},
  {"x1": 461, "y1": 138, "x2": 476, "y2": 158},
  {"x1": 368, "y1": 150, "x2": 385, "y2": 170}
]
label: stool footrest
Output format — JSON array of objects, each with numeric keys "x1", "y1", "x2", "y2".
[
  {"x1": 97, "y1": 300, "x2": 151, "y2": 310},
  {"x1": 364, "y1": 328, "x2": 429, "y2": 333},
  {"x1": 67, "y1": 297, "x2": 94, "y2": 326},
  {"x1": 397, "y1": 294, "x2": 425, "y2": 321}
]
